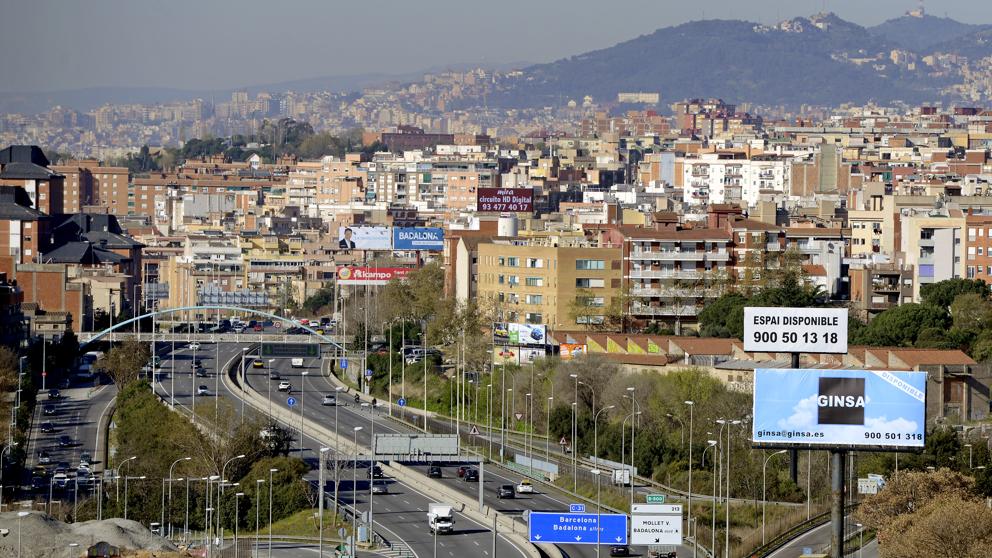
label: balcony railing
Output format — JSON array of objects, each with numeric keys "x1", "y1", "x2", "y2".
[
  {"x1": 630, "y1": 304, "x2": 699, "y2": 317},
  {"x1": 627, "y1": 270, "x2": 703, "y2": 280},
  {"x1": 630, "y1": 287, "x2": 720, "y2": 298}
]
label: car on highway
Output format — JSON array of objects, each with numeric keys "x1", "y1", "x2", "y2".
[
  {"x1": 38, "y1": 451, "x2": 51, "y2": 464},
  {"x1": 48, "y1": 389, "x2": 62, "y2": 400},
  {"x1": 43, "y1": 405, "x2": 57, "y2": 416},
  {"x1": 368, "y1": 465, "x2": 384, "y2": 479},
  {"x1": 253, "y1": 324, "x2": 264, "y2": 332},
  {"x1": 371, "y1": 480, "x2": 389, "y2": 495},
  {"x1": 31, "y1": 476, "x2": 46, "y2": 490},
  {"x1": 196, "y1": 385, "x2": 211, "y2": 396},
  {"x1": 252, "y1": 359, "x2": 264, "y2": 368},
  {"x1": 277, "y1": 381, "x2": 292, "y2": 392},
  {"x1": 497, "y1": 485, "x2": 515, "y2": 499},
  {"x1": 55, "y1": 462, "x2": 70, "y2": 475},
  {"x1": 428, "y1": 465, "x2": 442, "y2": 478},
  {"x1": 609, "y1": 545, "x2": 631, "y2": 557},
  {"x1": 195, "y1": 368, "x2": 209, "y2": 378},
  {"x1": 269, "y1": 371, "x2": 281, "y2": 380},
  {"x1": 456, "y1": 466, "x2": 469, "y2": 478},
  {"x1": 57, "y1": 435, "x2": 73, "y2": 447},
  {"x1": 515, "y1": 480, "x2": 534, "y2": 494},
  {"x1": 321, "y1": 394, "x2": 337, "y2": 406},
  {"x1": 40, "y1": 421, "x2": 55, "y2": 433},
  {"x1": 53, "y1": 472, "x2": 68, "y2": 489},
  {"x1": 80, "y1": 452, "x2": 92, "y2": 466},
  {"x1": 192, "y1": 359, "x2": 204, "y2": 369},
  {"x1": 463, "y1": 468, "x2": 479, "y2": 482},
  {"x1": 188, "y1": 342, "x2": 200, "y2": 350}
]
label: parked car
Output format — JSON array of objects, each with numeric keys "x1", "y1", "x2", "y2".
[
  {"x1": 277, "y1": 381, "x2": 292, "y2": 392},
  {"x1": 515, "y1": 480, "x2": 534, "y2": 494},
  {"x1": 497, "y1": 485, "x2": 515, "y2": 499},
  {"x1": 463, "y1": 469, "x2": 479, "y2": 482},
  {"x1": 322, "y1": 394, "x2": 337, "y2": 406},
  {"x1": 609, "y1": 545, "x2": 631, "y2": 557},
  {"x1": 371, "y1": 481, "x2": 389, "y2": 495},
  {"x1": 196, "y1": 385, "x2": 210, "y2": 396},
  {"x1": 40, "y1": 421, "x2": 55, "y2": 433},
  {"x1": 368, "y1": 465, "x2": 384, "y2": 479},
  {"x1": 427, "y1": 465, "x2": 442, "y2": 478}
]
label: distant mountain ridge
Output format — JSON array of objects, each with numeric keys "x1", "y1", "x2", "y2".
[
  {"x1": 476, "y1": 12, "x2": 991, "y2": 109},
  {"x1": 869, "y1": 13, "x2": 988, "y2": 51}
]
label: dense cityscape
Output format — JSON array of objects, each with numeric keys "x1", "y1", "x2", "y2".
[{"x1": 1, "y1": 3, "x2": 992, "y2": 558}]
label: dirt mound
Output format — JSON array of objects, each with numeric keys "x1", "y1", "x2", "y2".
[{"x1": 0, "y1": 512, "x2": 179, "y2": 557}]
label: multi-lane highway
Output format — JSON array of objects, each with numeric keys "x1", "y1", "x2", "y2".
[{"x1": 154, "y1": 341, "x2": 531, "y2": 558}]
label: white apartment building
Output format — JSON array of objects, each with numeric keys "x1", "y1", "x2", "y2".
[{"x1": 681, "y1": 153, "x2": 789, "y2": 207}]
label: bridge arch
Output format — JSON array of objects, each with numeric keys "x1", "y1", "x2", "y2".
[{"x1": 79, "y1": 305, "x2": 344, "y2": 350}]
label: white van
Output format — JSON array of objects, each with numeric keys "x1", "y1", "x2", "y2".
[{"x1": 291, "y1": 358, "x2": 304, "y2": 368}]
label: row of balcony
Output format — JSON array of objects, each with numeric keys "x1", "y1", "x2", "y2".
[
  {"x1": 627, "y1": 270, "x2": 705, "y2": 280},
  {"x1": 629, "y1": 250, "x2": 731, "y2": 262},
  {"x1": 630, "y1": 287, "x2": 721, "y2": 298},
  {"x1": 629, "y1": 304, "x2": 700, "y2": 317}
]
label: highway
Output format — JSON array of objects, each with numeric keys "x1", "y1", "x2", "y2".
[
  {"x1": 767, "y1": 519, "x2": 879, "y2": 558},
  {"x1": 154, "y1": 340, "x2": 531, "y2": 558}
]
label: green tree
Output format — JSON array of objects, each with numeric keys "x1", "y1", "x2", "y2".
[
  {"x1": 920, "y1": 278, "x2": 989, "y2": 309},
  {"x1": 850, "y1": 303, "x2": 950, "y2": 347},
  {"x1": 698, "y1": 293, "x2": 746, "y2": 338},
  {"x1": 301, "y1": 285, "x2": 335, "y2": 315},
  {"x1": 950, "y1": 292, "x2": 992, "y2": 330},
  {"x1": 94, "y1": 338, "x2": 150, "y2": 389}
]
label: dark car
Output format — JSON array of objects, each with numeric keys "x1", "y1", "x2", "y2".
[
  {"x1": 464, "y1": 468, "x2": 479, "y2": 482},
  {"x1": 40, "y1": 421, "x2": 55, "y2": 433},
  {"x1": 497, "y1": 484, "x2": 515, "y2": 499},
  {"x1": 30, "y1": 476, "x2": 46, "y2": 490},
  {"x1": 43, "y1": 405, "x2": 57, "y2": 416},
  {"x1": 48, "y1": 389, "x2": 62, "y2": 400},
  {"x1": 427, "y1": 465, "x2": 442, "y2": 478},
  {"x1": 57, "y1": 435, "x2": 73, "y2": 447},
  {"x1": 609, "y1": 546, "x2": 630, "y2": 557},
  {"x1": 457, "y1": 466, "x2": 469, "y2": 478},
  {"x1": 367, "y1": 465, "x2": 384, "y2": 479},
  {"x1": 195, "y1": 369, "x2": 209, "y2": 378}
]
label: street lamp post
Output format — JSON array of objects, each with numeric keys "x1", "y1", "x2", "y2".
[
  {"x1": 723, "y1": 419, "x2": 740, "y2": 558},
  {"x1": 591, "y1": 469, "x2": 603, "y2": 558},
  {"x1": 115, "y1": 456, "x2": 137, "y2": 504},
  {"x1": 593, "y1": 406, "x2": 615, "y2": 478},
  {"x1": 333, "y1": 386, "x2": 343, "y2": 518},
  {"x1": 255, "y1": 479, "x2": 264, "y2": 558},
  {"x1": 124, "y1": 475, "x2": 146, "y2": 521},
  {"x1": 685, "y1": 400, "x2": 695, "y2": 528},
  {"x1": 626, "y1": 388, "x2": 640, "y2": 511},
  {"x1": 570, "y1": 373, "x2": 578, "y2": 491},
  {"x1": 352, "y1": 426, "x2": 363, "y2": 558},
  {"x1": 666, "y1": 413, "x2": 685, "y2": 448},
  {"x1": 165, "y1": 456, "x2": 191, "y2": 538},
  {"x1": 219, "y1": 455, "x2": 246, "y2": 540},
  {"x1": 234, "y1": 492, "x2": 244, "y2": 557},
  {"x1": 268, "y1": 468, "x2": 278, "y2": 558},
  {"x1": 762, "y1": 450, "x2": 787, "y2": 545},
  {"x1": 300, "y1": 370, "x2": 309, "y2": 450},
  {"x1": 319, "y1": 447, "x2": 330, "y2": 558},
  {"x1": 702, "y1": 440, "x2": 717, "y2": 558}
]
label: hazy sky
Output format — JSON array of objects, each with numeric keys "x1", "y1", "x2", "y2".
[{"x1": 2, "y1": 0, "x2": 990, "y2": 92}]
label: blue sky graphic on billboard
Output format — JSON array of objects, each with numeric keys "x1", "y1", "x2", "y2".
[
  {"x1": 752, "y1": 369, "x2": 926, "y2": 449},
  {"x1": 393, "y1": 227, "x2": 444, "y2": 250}
]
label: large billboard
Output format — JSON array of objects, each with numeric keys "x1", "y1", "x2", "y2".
[
  {"x1": 477, "y1": 188, "x2": 534, "y2": 213},
  {"x1": 493, "y1": 322, "x2": 547, "y2": 346},
  {"x1": 336, "y1": 267, "x2": 412, "y2": 286},
  {"x1": 393, "y1": 227, "x2": 444, "y2": 251},
  {"x1": 337, "y1": 226, "x2": 391, "y2": 250},
  {"x1": 560, "y1": 343, "x2": 588, "y2": 360},
  {"x1": 752, "y1": 369, "x2": 926, "y2": 450}
]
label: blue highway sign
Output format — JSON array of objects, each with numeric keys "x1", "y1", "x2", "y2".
[
  {"x1": 340, "y1": 358, "x2": 348, "y2": 369},
  {"x1": 287, "y1": 397, "x2": 297, "y2": 407},
  {"x1": 397, "y1": 398, "x2": 406, "y2": 407},
  {"x1": 365, "y1": 369, "x2": 374, "y2": 378},
  {"x1": 569, "y1": 504, "x2": 585, "y2": 513},
  {"x1": 528, "y1": 512, "x2": 628, "y2": 545}
]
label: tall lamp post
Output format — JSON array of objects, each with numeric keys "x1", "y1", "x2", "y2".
[
  {"x1": 234, "y1": 492, "x2": 244, "y2": 556},
  {"x1": 720, "y1": 419, "x2": 741, "y2": 558},
  {"x1": 352, "y1": 426, "x2": 363, "y2": 558},
  {"x1": 115, "y1": 456, "x2": 137, "y2": 503},
  {"x1": 590, "y1": 469, "x2": 603, "y2": 558},
  {"x1": 762, "y1": 450, "x2": 787, "y2": 545},
  {"x1": 124, "y1": 475, "x2": 146, "y2": 521},
  {"x1": 219, "y1": 454, "x2": 246, "y2": 540},
  {"x1": 569, "y1": 373, "x2": 578, "y2": 491},
  {"x1": 684, "y1": 400, "x2": 695, "y2": 528},
  {"x1": 593, "y1": 405, "x2": 616, "y2": 468},
  {"x1": 318, "y1": 447, "x2": 330, "y2": 558},
  {"x1": 966, "y1": 443, "x2": 973, "y2": 470},
  {"x1": 268, "y1": 468, "x2": 278, "y2": 558},
  {"x1": 702, "y1": 440, "x2": 717, "y2": 558},
  {"x1": 255, "y1": 479, "x2": 264, "y2": 558},
  {"x1": 164, "y1": 456, "x2": 191, "y2": 538}
]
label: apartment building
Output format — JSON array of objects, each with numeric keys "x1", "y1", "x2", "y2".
[
  {"x1": 678, "y1": 152, "x2": 788, "y2": 207},
  {"x1": 850, "y1": 262, "x2": 914, "y2": 321},
  {"x1": 965, "y1": 212, "x2": 992, "y2": 282},
  {"x1": 51, "y1": 161, "x2": 95, "y2": 212},
  {"x1": 0, "y1": 145, "x2": 65, "y2": 214},
  {"x1": 475, "y1": 236, "x2": 622, "y2": 329},
  {"x1": 900, "y1": 208, "x2": 966, "y2": 300}
]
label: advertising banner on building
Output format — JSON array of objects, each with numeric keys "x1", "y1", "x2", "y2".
[
  {"x1": 336, "y1": 267, "x2": 412, "y2": 286},
  {"x1": 494, "y1": 346, "x2": 518, "y2": 366},
  {"x1": 519, "y1": 347, "x2": 547, "y2": 364},
  {"x1": 477, "y1": 188, "x2": 534, "y2": 212},
  {"x1": 752, "y1": 369, "x2": 926, "y2": 449},
  {"x1": 393, "y1": 227, "x2": 444, "y2": 251},
  {"x1": 337, "y1": 226, "x2": 392, "y2": 250},
  {"x1": 493, "y1": 322, "x2": 548, "y2": 346},
  {"x1": 560, "y1": 343, "x2": 588, "y2": 360}
]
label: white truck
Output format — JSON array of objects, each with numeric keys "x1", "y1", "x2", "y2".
[
  {"x1": 291, "y1": 358, "x2": 304, "y2": 368},
  {"x1": 612, "y1": 468, "x2": 631, "y2": 486},
  {"x1": 427, "y1": 503, "x2": 455, "y2": 534}
]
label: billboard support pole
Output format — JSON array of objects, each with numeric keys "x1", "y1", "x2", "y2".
[
  {"x1": 789, "y1": 353, "x2": 800, "y2": 484},
  {"x1": 830, "y1": 449, "x2": 846, "y2": 558}
]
